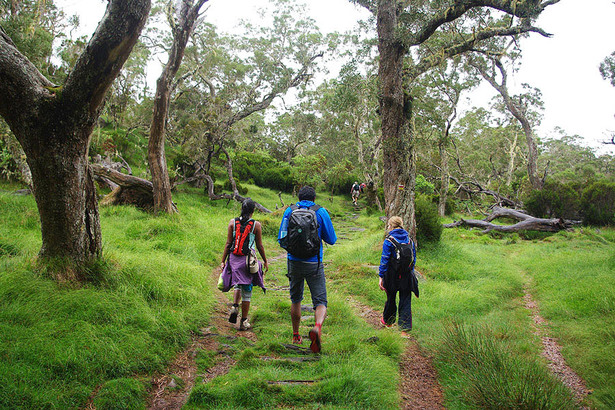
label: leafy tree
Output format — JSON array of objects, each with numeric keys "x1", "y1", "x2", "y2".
[
  {"x1": 468, "y1": 53, "x2": 545, "y2": 190},
  {"x1": 351, "y1": 0, "x2": 559, "y2": 238},
  {"x1": 0, "y1": 0, "x2": 150, "y2": 272},
  {"x1": 175, "y1": 0, "x2": 326, "y2": 205},
  {"x1": 148, "y1": 0, "x2": 208, "y2": 214}
]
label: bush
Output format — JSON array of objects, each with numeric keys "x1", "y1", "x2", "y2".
[
  {"x1": 223, "y1": 179, "x2": 248, "y2": 196},
  {"x1": 415, "y1": 174, "x2": 435, "y2": 195},
  {"x1": 233, "y1": 151, "x2": 294, "y2": 192},
  {"x1": 524, "y1": 181, "x2": 581, "y2": 219},
  {"x1": 581, "y1": 180, "x2": 615, "y2": 226},
  {"x1": 415, "y1": 194, "x2": 442, "y2": 244}
]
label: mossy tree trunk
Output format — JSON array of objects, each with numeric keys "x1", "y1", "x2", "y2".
[{"x1": 0, "y1": 0, "x2": 151, "y2": 270}]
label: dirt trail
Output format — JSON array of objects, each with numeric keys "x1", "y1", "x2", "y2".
[
  {"x1": 146, "y1": 267, "x2": 255, "y2": 410},
  {"x1": 523, "y1": 285, "x2": 591, "y2": 408},
  {"x1": 348, "y1": 296, "x2": 446, "y2": 409}
]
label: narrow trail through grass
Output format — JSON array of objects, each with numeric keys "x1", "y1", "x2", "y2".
[{"x1": 522, "y1": 279, "x2": 590, "y2": 407}]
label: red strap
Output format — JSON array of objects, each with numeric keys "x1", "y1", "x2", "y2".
[{"x1": 232, "y1": 219, "x2": 254, "y2": 255}]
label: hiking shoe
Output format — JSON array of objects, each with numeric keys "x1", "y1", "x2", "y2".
[
  {"x1": 380, "y1": 318, "x2": 393, "y2": 328},
  {"x1": 292, "y1": 333, "x2": 303, "y2": 345},
  {"x1": 308, "y1": 327, "x2": 321, "y2": 353},
  {"x1": 239, "y1": 318, "x2": 251, "y2": 331},
  {"x1": 228, "y1": 305, "x2": 238, "y2": 324}
]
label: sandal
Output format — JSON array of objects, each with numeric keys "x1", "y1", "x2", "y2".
[{"x1": 292, "y1": 333, "x2": 302, "y2": 344}]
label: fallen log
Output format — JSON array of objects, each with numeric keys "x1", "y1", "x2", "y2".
[
  {"x1": 444, "y1": 206, "x2": 581, "y2": 233},
  {"x1": 90, "y1": 164, "x2": 168, "y2": 212}
]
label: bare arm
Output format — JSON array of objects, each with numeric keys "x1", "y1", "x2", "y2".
[
  {"x1": 220, "y1": 219, "x2": 234, "y2": 268},
  {"x1": 254, "y1": 221, "x2": 269, "y2": 273}
]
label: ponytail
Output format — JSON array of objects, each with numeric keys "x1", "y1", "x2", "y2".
[{"x1": 239, "y1": 198, "x2": 256, "y2": 223}]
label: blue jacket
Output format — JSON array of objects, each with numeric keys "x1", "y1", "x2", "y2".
[
  {"x1": 278, "y1": 200, "x2": 337, "y2": 262},
  {"x1": 379, "y1": 228, "x2": 414, "y2": 278}
]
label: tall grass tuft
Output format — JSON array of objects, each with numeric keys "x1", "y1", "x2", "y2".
[{"x1": 438, "y1": 322, "x2": 575, "y2": 409}]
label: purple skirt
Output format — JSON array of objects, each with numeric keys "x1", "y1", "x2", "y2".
[{"x1": 220, "y1": 253, "x2": 265, "y2": 292}]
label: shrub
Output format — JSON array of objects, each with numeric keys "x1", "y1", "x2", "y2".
[
  {"x1": 223, "y1": 179, "x2": 248, "y2": 196},
  {"x1": 524, "y1": 181, "x2": 581, "y2": 219},
  {"x1": 233, "y1": 151, "x2": 294, "y2": 192},
  {"x1": 415, "y1": 194, "x2": 443, "y2": 244},
  {"x1": 581, "y1": 180, "x2": 615, "y2": 226},
  {"x1": 415, "y1": 174, "x2": 435, "y2": 195}
]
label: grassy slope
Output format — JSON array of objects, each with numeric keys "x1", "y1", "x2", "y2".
[{"x1": 1, "y1": 183, "x2": 614, "y2": 408}]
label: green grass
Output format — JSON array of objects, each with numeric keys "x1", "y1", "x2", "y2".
[{"x1": 1, "y1": 183, "x2": 613, "y2": 408}]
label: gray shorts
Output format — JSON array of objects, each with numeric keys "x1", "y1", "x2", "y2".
[{"x1": 287, "y1": 259, "x2": 327, "y2": 308}]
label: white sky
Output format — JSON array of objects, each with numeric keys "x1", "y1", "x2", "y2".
[{"x1": 55, "y1": 0, "x2": 615, "y2": 154}]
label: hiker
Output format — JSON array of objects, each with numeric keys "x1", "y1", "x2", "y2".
[
  {"x1": 351, "y1": 181, "x2": 361, "y2": 205},
  {"x1": 378, "y1": 216, "x2": 417, "y2": 335},
  {"x1": 278, "y1": 186, "x2": 337, "y2": 352},
  {"x1": 220, "y1": 198, "x2": 269, "y2": 331}
]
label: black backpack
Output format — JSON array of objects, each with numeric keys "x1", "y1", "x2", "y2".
[
  {"x1": 281, "y1": 204, "x2": 321, "y2": 259},
  {"x1": 231, "y1": 218, "x2": 254, "y2": 256},
  {"x1": 385, "y1": 234, "x2": 418, "y2": 297}
]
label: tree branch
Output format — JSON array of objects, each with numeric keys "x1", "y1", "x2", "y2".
[{"x1": 62, "y1": 0, "x2": 151, "y2": 117}]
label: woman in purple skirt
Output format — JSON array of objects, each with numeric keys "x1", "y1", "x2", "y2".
[{"x1": 220, "y1": 199, "x2": 268, "y2": 330}]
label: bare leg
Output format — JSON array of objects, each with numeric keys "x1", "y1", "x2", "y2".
[
  {"x1": 314, "y1": 305, "x2": 326, "y2": 326},
  {"x1": 241, "y1": 301, "x2": 250, "y2": 318},
  {"x1": 291, "y1": 302, "x2": 302, "y2": 334},
  {"x1": 233, "y1": 289, "x2": 241, "y2": 305}
]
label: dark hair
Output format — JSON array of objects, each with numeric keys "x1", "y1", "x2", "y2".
[
  {"x1": 240, "y1": 198, "x2": 255, "y2": 223},
  {"x1": 298, "y1": 186, "x2": 316, "y2": 201}
]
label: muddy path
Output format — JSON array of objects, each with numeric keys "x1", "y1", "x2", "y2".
[{"x1": 348, "y1": 296, "x2": 446, "y2": 409}]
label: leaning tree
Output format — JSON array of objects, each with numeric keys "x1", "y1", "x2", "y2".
[
  {"x1": 351, "y1": 0, "x2": 559, "y2": 238},
  {"x1": 0, "y1": 0, "x2": 151, "y2": 273}
]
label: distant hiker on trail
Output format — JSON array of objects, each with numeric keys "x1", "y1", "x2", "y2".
[
  {"x1": 351, "y1": 181, "x2": 361, "y2": 205},
  {"x1": 360, "y1": 182, "x2": 366, "y2": 194},
  {"x1": 220, "y1": 198, "x2": 269, "y2": 331},
  {"x1": 278, "y1": 186, "x2": 337, "y2": 352},
  {"x1": 378, "y1": 216, "x2": 418, "y2": 336}
]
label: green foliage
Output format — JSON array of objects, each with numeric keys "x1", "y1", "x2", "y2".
[
  {"x1": 292, "y1": 154, "x2": 327, "y2": 189},
  {"x1": 438, "y1": 323, "x2": 575, "y2": 409},
  {"x1": 581, "y1": 180, "x2": 615, "y2": 226},
  {"x1": 415, "y1": 174, "x2": 435, "y2": 195},
  {"x1": 524, "y1": 180, "x2": 581, "y2": 219},
  {"x1": 93, "y1": 378, "x2": 146, "y2": 410},
  {"x1": 323, "y1": 160, "x2": 361, "y2": 195},
  {"x1": 415, "y1": 194, "x2": 443, "y2": 244},
  {"x1": 222, "y1": 179, "x2": 248, "y2": 196},
  {"x1": 232, "y1": 151, "x2": 294, "y2": 192}
]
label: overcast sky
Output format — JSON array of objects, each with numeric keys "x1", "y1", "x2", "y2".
[{"x1": 56, "y1": 0, "x2": 615, "y2": 154}]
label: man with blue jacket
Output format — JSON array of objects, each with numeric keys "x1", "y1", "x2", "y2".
[{"x1": 278, "y1": 186, "x2": 337, "y2": 353}]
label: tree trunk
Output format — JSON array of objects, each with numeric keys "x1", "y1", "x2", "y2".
[
  {"x1": 506, "y1": 131, "x2": 518, "y2": 187},
  {"x1": 0, "y1": 0, "x2": 151, "y2": 271},
  {"x1": 438, "y1": 140, "x2": 449, "y2": 217},
  {"x1": 377, "y1": 0, "x2": 416, "y2": 236},
  {"x1": 149, "y1": 0, "x2": 208, "y2": 214}
]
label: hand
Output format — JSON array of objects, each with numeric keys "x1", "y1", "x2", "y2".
[
  {"x1": 220, "y1": 262, "x2": 225, "y2": 270},
  {"x1": 263, "y1": 261, "x2": 269, "y2": 273},
  {"x1": 379, "y1": 277, "x2": 386, "y2": 291}
]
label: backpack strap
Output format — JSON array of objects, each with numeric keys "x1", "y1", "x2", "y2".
[{"x1": 385, "y1": 234, "x2": 402, "y2": 254}]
